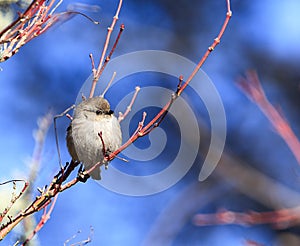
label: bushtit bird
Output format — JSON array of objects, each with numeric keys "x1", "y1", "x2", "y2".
[{"x1": 66, "y1": 97, "x2": 122, "y2": 180}]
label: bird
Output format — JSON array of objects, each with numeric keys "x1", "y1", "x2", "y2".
[{"x1": 66, "y1": 96, "x2": 122, "y2": 180}]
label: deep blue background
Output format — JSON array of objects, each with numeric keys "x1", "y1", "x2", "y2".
[{"x1": 1, "y1": 0, "x2": 300, "y2": 245}]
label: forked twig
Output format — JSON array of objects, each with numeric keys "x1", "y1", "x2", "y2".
[
  {"x1": 93, "y1": 24, "x2": 125, "y2": 92},
  {"x1": 0, "y1": 160, "x2": 80, "y2": 241},
  {"x1": 118, "y1": 86, "x2": 141, "y2": 123},
  {"x1": 89, "y1": 0, "x2": 124, "y2": 98}
]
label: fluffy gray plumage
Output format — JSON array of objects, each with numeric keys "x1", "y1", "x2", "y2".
[{"x1": 66, "y1": 97, "x2": 122, "y2": 180}]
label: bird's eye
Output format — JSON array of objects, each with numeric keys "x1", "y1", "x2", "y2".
[{"x1": 96, "y1": 110, "x2": 102, "y2": 115}]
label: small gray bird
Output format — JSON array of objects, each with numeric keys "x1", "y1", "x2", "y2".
[{"x1": 66, "y1": 97, "x2": 122, "y2": 180}]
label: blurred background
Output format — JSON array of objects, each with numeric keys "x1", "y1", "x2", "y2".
[{"x1": 1, "y1": 0, "x2": 300, "y2": 245}]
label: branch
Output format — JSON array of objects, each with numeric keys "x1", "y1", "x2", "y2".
[
  {"x1": 118, "y1": 86, "x2": 141, "y2": 123},
  {"x1": 105, "y1": 0, "x2": 232, "y2": 162},
  {"x1": 237, "y1": 70, "x2": 300, "y2": 164},
  {"x1": 189, "y1": 72, "x2": 300, "y2": 232},
  {"x1": 193, "y1": 207, "x2": 300, "y2": 229},
  {"x1": 64, "y1": 226, "x2": 94, "y2": 246},
  {"x1": 22, "y1": 194, "x2": 59, "y2": 245},
  {"x1": 0, "y1": 180, "x2": 29, "y2": 224},
  {"x1": 0, "y1": 0, "x2": 98, "y2": 62},
  {"x1": 0, "y1": 160, "x2": 80, "y2": 241},
  {"x1": 89, "y1": 0, "x2": 124, "y2": 98}
]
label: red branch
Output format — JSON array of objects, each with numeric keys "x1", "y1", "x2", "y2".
[
  {"x1": 89, "y1": 0, "x2": 124, "y2": 98},
  {"x1": 104, "y1": 0, "x2": 232, "y2": 162},
  {"x1": 118, "y1": 86, "x2": 141, "y2": 123},
  {"x1": 192, "y1": 71, "x2": 300, "y2": 232},
  {"x1": 237, "y1": 70, "x2": 300, "y2": 164},
  {"x1": 193, "y1": 207, "x2": 300, "y2": 229},
  {"x1": 0, "y1": 0, "x2": 96, "y2": 62},
  {"x1": 1, "y1": 0, "x2": 54, "y2": 62},
  {"x1": 22, "y1": 194, "x2": 59, "y2": 245}
]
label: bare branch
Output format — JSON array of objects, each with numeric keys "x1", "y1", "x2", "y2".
[
  {"x1": 118, "y1": 86, "x2": 141, "y2": 123},
  {"x1": 100, "y1": 72, "x2": 117, "y2": 98},
  {"x1": 89, "y1": 0, "x2": 124, "y2": 98},
  {"x1": 54, "y1": 105, "x2": 75, "y2": 169},
  {"x1": 0, "y1": 180, "x2": 29, "y2": 224},
  {"x1": 237, "y1": 70, "x2": 300, "y2": 164},
  {"x1": 22, "y1": 194, "x2": 59, "y2": 245},
  {"x1": 193, "y1": 207, "x2": 300, "y2": 229},
  {"x1": 104, "y1": 0, "x2": 232, "y2": 162},
  {"x1": 0, "y1": 0, "x2": 99, "y2": 62},
  {"x1": 64, "y1": 226, "x2": 94, "y2": 246}
]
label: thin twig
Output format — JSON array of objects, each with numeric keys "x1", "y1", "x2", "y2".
[
  {"x1": 54, "y1": 105, "x2": 75, "y2": 169},
  {"x1": 89, "y1": 0, "x2": 123, "y2": 98},
  {"x1": 0, "y1": 180, "x2": 29, "y2": 224},
  {"x1": 22, "y1": 194, "x2": 59, "y2": 245},
  {"x1": 177, "y1": 2, "x2": 232, "y2": 95},
  {"x1": 101, "y1": 72, "x2": 117, "y2": 97},
  {"x1": 118, "y1": 86, "x2": 141, "y2": 123},
  {"x1": 97, "y1": 132, "x2": 108, "y2": 169},
  {"x1": 94, "y1": 24, "x2": 125, "y2": 86}
]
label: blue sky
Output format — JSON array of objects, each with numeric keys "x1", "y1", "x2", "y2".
[{"x1": 1, "y1": 0, "x2": 300, "y2": 245}]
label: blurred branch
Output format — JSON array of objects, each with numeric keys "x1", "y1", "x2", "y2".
[
  {"x1": 0, "y1": 180, "x2": 29, "y2": 225},
  {"x1": 193, "y1": 206, "x2": 300, "y2": 229},
  {"x1": 64, "y1": 226, "x2": 94, "y2": 246},
  {"x1": 21, "y1": 111, "x2": 53, "y2": 245},
  {"x1": 190, "y1": 73, "x2": 300, "y2": 230},
  {"x1": 143, "y1": 179, "x2": 231, "y2": 246},
  {"x1": 237, "y1": 70, "x2": 300, "y2": 164},
  {"x1": 144, "y1": 118, "x2": 300, "y2": 244},
  {"x1": 0, "y1": 0, "x2": 99, "y2": 62},
  {"x1": 0, "y1": 112, "x2": 53, "y2": 243},
  {"x1": 1, "y1": 0, "x2": 57, "y2": 62}
]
